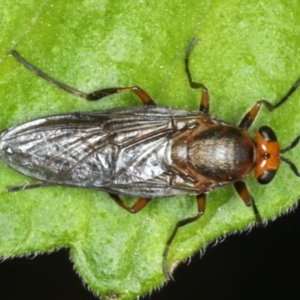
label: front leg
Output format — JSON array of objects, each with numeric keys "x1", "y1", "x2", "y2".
[
  {"x1": 239, "y1": 76, "x2": 300, "y2": 129},
  {"x1": 233, "y1": 181, "x2": 262, "y2": 224}
]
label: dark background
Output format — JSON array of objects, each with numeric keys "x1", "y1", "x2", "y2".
[{"x1": 1, "y1": 205, "x2": 299, "y2": 300}]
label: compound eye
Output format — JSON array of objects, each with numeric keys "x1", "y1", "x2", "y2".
[
  {"x1": 258, "y1": 126, "x2": 277, "y2": 142},
  {"x1": 257, "y1": 170, "x2": 276, "y2": 184}
]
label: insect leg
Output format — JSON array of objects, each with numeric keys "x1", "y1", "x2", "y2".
[
  {"x1": 9, "y1": 50, "x2": 156, "y2": 105},
  {"x1": 108, "y1": 193, "x2": 150, "y2": 213},
  {"x1": 239, "y1": 76, "x2": 300, "y2": 129},
  {"x1": 162, "y1": 193, "x2": 206, "y2": 280},
  {"x1": 86, "y1": 86, "x2": 156, "y2": 105},
  {"x1": 7, "y1": 182, "x2": 53, "y2": 192},
  {"x1": 233, "y1": 181, "x2": 262, "y2": 224},
  {"x1": 185, "y1": 38, "x2": 209, "y2": 113}
]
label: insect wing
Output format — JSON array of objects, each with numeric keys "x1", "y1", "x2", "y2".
[{"x1": 0, "y1": 106, "x2": 202, "y2": 197}]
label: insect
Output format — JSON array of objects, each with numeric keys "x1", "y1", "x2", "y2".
[{"x1": 3, "y1": 39, "x2": 300, "y2": 280}]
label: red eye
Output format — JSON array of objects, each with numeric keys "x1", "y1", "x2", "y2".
[{"x1": 255, "y1": 126, "x2": 280, "y2": 184}]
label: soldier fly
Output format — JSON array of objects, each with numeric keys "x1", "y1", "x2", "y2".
[{"x1": 3, "y1": 39, "x2": 300, "y2": 280}]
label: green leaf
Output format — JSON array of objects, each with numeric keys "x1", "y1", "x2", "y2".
[{"x1": 1, "y1": 1, "x2": 300, "y2": 299}]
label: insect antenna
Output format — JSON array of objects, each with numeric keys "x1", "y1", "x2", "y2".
[
  {"x1": 280, "y1": 136, "x2": 300, "y2": 153},
  {"x1": 280, "y1": 135, "x2": 300, "y2": 176},
  {"x1": 280, "y1": 156, "x2": 300, "y2": 177}
]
